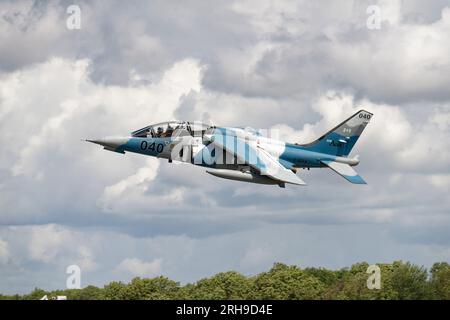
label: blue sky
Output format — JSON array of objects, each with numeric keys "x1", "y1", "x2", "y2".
[{"x1": 0, "y1": 0, "x2": 449, "y2": 294}]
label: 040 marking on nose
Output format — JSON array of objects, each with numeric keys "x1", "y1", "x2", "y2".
[{"x1": 140, "y1": 141, "x2": 164, "y2": 153}]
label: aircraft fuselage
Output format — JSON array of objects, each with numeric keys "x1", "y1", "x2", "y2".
[{"x1": 87, "y1": 110, "x2": 371, "y2": 187}]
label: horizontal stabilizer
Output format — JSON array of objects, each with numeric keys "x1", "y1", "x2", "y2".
[{"x1": 321, "y1": 160, "x2": 366, "y2": 184}]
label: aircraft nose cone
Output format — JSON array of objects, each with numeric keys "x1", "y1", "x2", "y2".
[{"x1": 86, "y1": 136, "x2": 129, "y2": 149}]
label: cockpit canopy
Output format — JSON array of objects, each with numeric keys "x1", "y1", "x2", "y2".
[{"x1": 131, "y1": 121, "x2": 212, "y2": 138}]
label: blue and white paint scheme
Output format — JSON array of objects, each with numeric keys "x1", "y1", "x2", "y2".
[{"x1": 87, "y1": 110, "x2": 373, "y2": 188}]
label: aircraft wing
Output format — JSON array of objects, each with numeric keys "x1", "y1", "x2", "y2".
[
  {"x1": 320, "y1": 160, "x2": 366, "y2": 184},
  {"x1": 256, "y1": 147, "x2": 306, "y2": 185},
  {"x1": 206, "y1": 133, "x2": 306, "y2": 186}
]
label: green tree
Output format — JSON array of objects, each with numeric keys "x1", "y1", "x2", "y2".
[
  {"x1": 303, "y1": 267, "x2": 342, "y2": 287},
  {"x1": 2, "y1": 260, "x2": 449, "y2": 300},
  {"x1": 0, "y1": 294, "x2": 21, "y2": 300},
  {"x1": 430, "y1": 262, "x2": 450, "y2": 299},
  {"x1": 102, "y1": 281, "x2": 128, "y2": 300},
  {"x1": 324, "y1": 263, "x2": 374, "y2": 300},
  {"x1": 127, "y1": 276, "x2": 181, "y2": 299},
  {"x1": 390, "y1": 261, "x2": 431, "y2": 299},
  {"x1": 253, "y1": 263, "x2": 325, "y2": 299},
  {"x1": 24, "y1": 288, "x2": 48, "y2": 300},
  {"x1": 64, "y1": 285, "x2": 103, "y2": 300},
  {"x1": 187, "y1": 271, "x2": 253, "y2": 299},
  {"x1": 103, "y1": 277, "x2": 180, "y2": 300}
]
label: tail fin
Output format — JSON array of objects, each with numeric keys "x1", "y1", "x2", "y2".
[{"x1": 299, "y1": 110, "x2": 373, "y2": 157}]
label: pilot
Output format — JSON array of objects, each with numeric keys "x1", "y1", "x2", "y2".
[
  {"x1": 165, "y1": 124, "x2": 174, "y2": 137},
  {"x1": 156, "y1": 126, "x2": 164, "y2": 137}
]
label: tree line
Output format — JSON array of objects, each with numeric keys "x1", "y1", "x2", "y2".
[{"x1": 1, "y1": 261, "x2": 449, "y2": 300}]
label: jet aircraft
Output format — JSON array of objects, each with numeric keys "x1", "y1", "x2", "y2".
[{"x1": 87, "y1": 110, "x2": 372, "y2": 187}]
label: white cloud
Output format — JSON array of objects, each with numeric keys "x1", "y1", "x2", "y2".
[
  {"x1": 204, "y1": 2, "x2": 450, "y2": 103},
  {"x1": 428, "y1": 174, "x2": 450, "y2": 188},
  {"x1": 270, "y1": 90, "x2": 449, "y2": 175},
  {"x1": 0, "y1": 0, "x2": 450, "y2": 295},
  {"x1": 0, "y1": 0, "x2": 66, "y2": 71},
  {"x1": 28, "y1": 224, "x2": 69, "y2": 263},
  {"x1": 0, "y1": 239, "x2": 10, "y2": 264},
  {"x1": 240, "y1": 247, "x2": 273, "y2": 269},
  {"x1": 98, "y1": 158, "x2": 160, "y2": 210},
  {"x1": 96, "y1": 158, "x2": 190, "y2": 213},
  {"x1": 115, "y1": 257, "x2": 162, "y2": 278},
  {"x1": 0, "y1": 57, "x2": 203, "y2": 223},
  {"x1": 329, "y1": 6, "x2": 450, "y2": 103},
  {"x1": 378, "y1": 0, "x2": 402, "y2": 26},
  {"x1": 0, "y1": 57, "x2": 202, "y2": 177},
  {"x1": 231, "y1": 0, "x2": 304, "y2": 37},
  {"x1": 395, "y1": 110, "x2": 450, "y2": 172},
  {"x1": 28, "y1": 224, "x2": 96, "y2": 271}
]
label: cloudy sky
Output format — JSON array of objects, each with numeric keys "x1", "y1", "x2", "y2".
[{"x1": 0, "y1": 0, "x2": 449, "y2": 294}]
